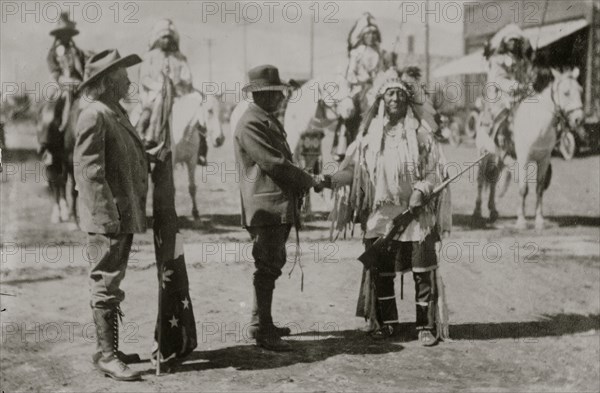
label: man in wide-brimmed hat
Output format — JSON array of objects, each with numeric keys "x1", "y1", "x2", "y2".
[
  {"x1": 324, "y1": 76, "x2": 452, "y2": 346},
  {"x1": 75, "y1": 49, "x2": 147, "y2": 381},
  {"x1": 46, "y1": 12, "x2": 88, "y2": 132},
  {"x1": 234, "y1": 65, "x2": 327, "y2": 351}
]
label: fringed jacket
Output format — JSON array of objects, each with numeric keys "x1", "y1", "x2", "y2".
[{"x1": 330, "y1": 109, "x2": 452, "y2": 242}]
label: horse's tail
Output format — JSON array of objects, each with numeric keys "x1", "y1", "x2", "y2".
[{"x1": 544, "y1": 164, "x2": 552, "y2": 191}]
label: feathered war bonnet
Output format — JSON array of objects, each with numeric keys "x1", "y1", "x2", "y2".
[
  {"x1": 484, "y1": 23, "x2": 532, "y2": 60},
  {"x1": 149, "y1": 19, "x2": 180, "y2": 50},
  {"x1": 347, "y1": 12, "x2": 382, "y2": 52},
  {"x1": 359, "y1": 75, "x2": 416, "y2": 139}
]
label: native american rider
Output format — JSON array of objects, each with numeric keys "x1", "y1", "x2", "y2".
[
  {"x1": 137, "y1": 19, "x2": 199, "y2": 161},
  {"x1": 46, "y1": 13, "x2": 87, "y2": 133},
  {"x1": 346, "y1": 13, "x2": 382, "y2": 108},
  {"x1": 477, "y1": 24, "x2": 534, "y2": 158}
]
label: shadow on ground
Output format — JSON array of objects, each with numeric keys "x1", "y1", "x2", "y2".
[
  {"x1": 147, "y1": 329, "x2": 402, "y2": 374},
  {"x1": 143, "y1": 313, "x2": 599, "y2": 375},
  {"x1": 453, "y1": 214, "x2": 600, "y2": 229}
]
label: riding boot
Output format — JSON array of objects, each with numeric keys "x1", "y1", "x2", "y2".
[
  {"x1": 58, "y1": 91, "x2": 72, "y2": 132},
  {"x1": 247, "y1": 287, "x2": 291, "y2": 339},
  {"x1": 253, "y1": 282, "x2": 292, "y2": 351},
  {"x1": 414, "y1": 270, "x2": 437, "y2": 346},
  {"x1": 92, "y1": 307, "x2": 141, "y2": 381}
]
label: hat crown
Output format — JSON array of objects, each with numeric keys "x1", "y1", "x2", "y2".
[
  {"x1": 85, "y1": 49, "x2": 122, "y2": 77},
  {"x1": 248, "y1": 65, "x2": 282, "y2": 86},
  {"x1": 50, "y1": 12, "x2": 78, "y2": 36}
]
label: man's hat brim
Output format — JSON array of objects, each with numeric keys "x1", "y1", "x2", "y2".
[
  {"x1": 78, "y1": 54, "x2": 141, "y2": 93},
  {"x1": 242, "y1": 84, "x2": 289, "y2": 93},
  {"x1": 50, "y1": 27, "x2": 79, "y2": 36}
]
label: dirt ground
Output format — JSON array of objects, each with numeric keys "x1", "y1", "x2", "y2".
[{"x1": 1, "y1": 121, "x2": 599, "y2": 392}]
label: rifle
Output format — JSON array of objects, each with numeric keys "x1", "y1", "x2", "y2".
[{"x1": 358, "y1": 153, "x2": 489, "y2": 268}]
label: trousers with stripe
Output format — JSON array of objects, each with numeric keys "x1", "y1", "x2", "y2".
[{"x1": 358, "y1": 234, "x2": 438, "y2": 331}]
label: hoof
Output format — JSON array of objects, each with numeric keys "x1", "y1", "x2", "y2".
[
  {"x1": 65, "y1": 222, "x2": 79, "y2": 231},
  {"x1": 515, "y1": 218, "x2": 527, "y2": 230},
  {"x1": 535, "y1": 217, "x2": 545, "y2": 231},
  {"x1": 50, "y1": 205, "x2": 60, "y2": 224},
  {"x1": 488, "y1": 210, "x2": 499, "y2": 223},
  {"x1": 59, "y1": 199, "x2": 70, "y2": 222},
  {"x1": 471, "y1": 212, "x2": 484, "y2": 227}
]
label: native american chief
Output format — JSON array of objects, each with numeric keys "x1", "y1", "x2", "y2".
[{"x1": 325, "y1": 76, "x2": 452, "y2": 345}]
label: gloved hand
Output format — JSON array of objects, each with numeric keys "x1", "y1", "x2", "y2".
[{"x1": 409, "y1": 189, "x2": 425, "y2": 212}]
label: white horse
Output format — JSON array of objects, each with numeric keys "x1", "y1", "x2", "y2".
[
  {"x1": 283, "y1": 74, "x2": 356, "y2": 162},
  {"x1": 514, "y1": 68, "x2": 583, "y2": 230},
  {"x1": 131, "y1": 90, "x2": 224, "y2": 219},
  {"x1": 171, "y1": 91, "x2": 225, "y2": 218}
]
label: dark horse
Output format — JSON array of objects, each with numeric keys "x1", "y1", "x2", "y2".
[{"x1": 37, "y1": 94, "x2": 81, "y2": 224}]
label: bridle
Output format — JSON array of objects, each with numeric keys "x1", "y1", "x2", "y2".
[{"x1": 550, "y1": 75, "x2": 583, "y2": 125}]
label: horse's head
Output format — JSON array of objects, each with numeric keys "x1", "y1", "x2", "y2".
[
  {"x1": 550, "y1": 68, "x2": 584, "y2": 130},
  {"x1": 318, "y1": 74, "x2": 356, "y2": 120},
  {"x1": 195, "y1": 93, "x2": 224, "y2": 148}
]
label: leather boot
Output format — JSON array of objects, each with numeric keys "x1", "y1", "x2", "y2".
[
  {"x1": 247, "y1": 287, "x2": 291, "y2": 339},
  {"x1": 92, "y1": 307, "x2": 141, "y2": 381},
  {"x1": 253, "y1": 283, "x2": 292, "y2": 352},
  {"x1": 92, "y1": 307, "x2": 141, "y2": 364},
  {"x1": 416, "y1": 304, "x2": 438, "y2": 347}
]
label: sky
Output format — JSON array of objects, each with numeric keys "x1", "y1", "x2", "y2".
[{"x1": 1, "y1": 1, "x2": 464, "y2": 95}]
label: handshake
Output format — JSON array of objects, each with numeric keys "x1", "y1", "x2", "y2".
[{"x1": 311, "y1": 174, "x2": 332, "y2": 193}]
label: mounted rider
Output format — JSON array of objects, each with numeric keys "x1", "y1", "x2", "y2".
[
  {"x1": 137, "y1": 19, "x2": 197, "y2": 162},
  {"x1": 477, "y1": 24, "x2": 534, "y2": 157},
  {"x1": 346, "y1": 13, "x2": 382, "y2": 107},
  {"x1": 46, "y1": 13, "x2": 87, "y2": 133},
  {"x1": 330, "y1": 13, "x2": 382, "y2": 161}
]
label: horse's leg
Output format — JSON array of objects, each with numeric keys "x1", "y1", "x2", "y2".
[
  {"x1": 488, "y1": 160, "x2": 501, "y2": 223},
  {"x1": 472, "y1": 161, "x2": 484, "y2": 221},
  {"x1": 47, "y1": 162, "x2": 61, "y2": 224},
  {"x1": 516, "y1": 161, "x2": 529, "y2": 229},
  {"x1": 534, "y1": 159, "x2": 551, "y2": 231},
  {"x1": 58, "y1": 162, "x2": 69, "y2": 222},
  {"x1": 187, "y1": 160, "x2": 199, "y2": 220},
  {"x1": 68, "y1": 161, "x2": 79, "y2": 225}
]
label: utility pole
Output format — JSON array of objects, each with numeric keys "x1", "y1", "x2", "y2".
[
  {"x1": 309, "y1": 19, "x2": 314, "y2": 79},
  {"x1": 207, "y1": 38, "x2": 213, "y2": 82},
  {"x1": 425, "y1": 0, "x2": 431, "y2": 85},
  {"x1": 242, "y1": 22, "x2": 248, "y2": 81}
]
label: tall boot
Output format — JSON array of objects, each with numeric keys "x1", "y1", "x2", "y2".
[
  {"x1": 415, "y1": 270, "x2": 438, "y2": 347},
  {"x1": 254, "y1": 283, "x2": 292, "y2": 351},
  {"x1": 247, "y1": 287, "x2": 291, "y2": 339},
  {"x1": 92, "y1": 309, "x2": 141, "y2": 365},
  {"x1": 92, "y1": 307, "x2": 141, "y2": 381},
  {"x1": 416, "y1": 303, "x2": 437, "y2": 346}
]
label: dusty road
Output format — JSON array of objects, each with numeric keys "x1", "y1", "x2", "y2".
[{"x1": 1, "y1": 122, "x2": 599, "y2": 392}]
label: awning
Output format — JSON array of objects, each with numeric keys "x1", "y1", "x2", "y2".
[
  {"x1": 433, "y1": 50, "x2": 486, "y2": 78},
  {"x1": 433, "y1": 18, "x2": 589, "y2": 78},
  {"x1": 526, "y1": 18, "x2": 589, "y2": 49}
]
